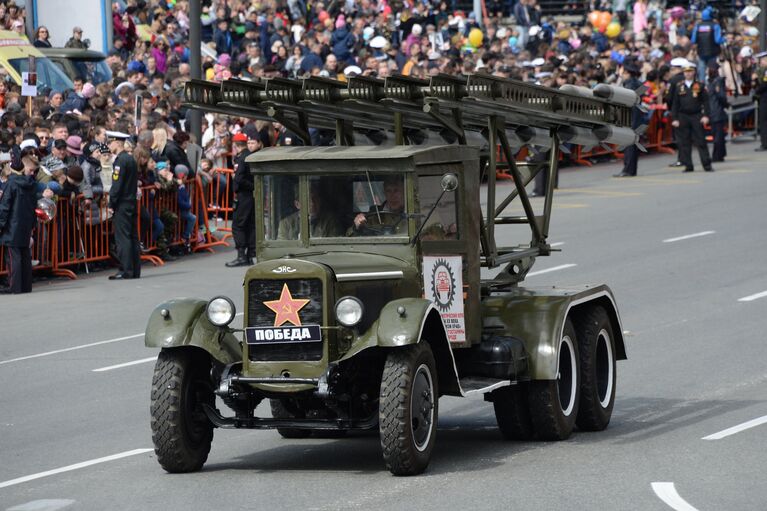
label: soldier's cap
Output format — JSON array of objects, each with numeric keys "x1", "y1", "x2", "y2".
[
  {"x1": 105, "y1": 130, "x2": 131, "y2": 140},
  {"x1": 670, "y1": 57, "x2": 691, "y2": 68},
  {"x1": 232, "y1": 132, "x2": 249, "y2": 143},
  {"x1": 683, "y1": 62, "x2": 696, "y2": 71}
]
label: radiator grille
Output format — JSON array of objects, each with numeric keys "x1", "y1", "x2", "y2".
[{"x1": 247, "y1": 278, "x2": 324, "y2": 361}]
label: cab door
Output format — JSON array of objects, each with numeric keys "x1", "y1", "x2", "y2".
[{"x1": 416, "y1": 164, "x2": 480, "y2": 348}]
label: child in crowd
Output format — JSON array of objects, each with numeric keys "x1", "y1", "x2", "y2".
[{"x1": 173, "y1": 164, "x2": 196, "y2": 253}]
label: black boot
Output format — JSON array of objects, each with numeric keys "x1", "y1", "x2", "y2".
[
  {"x1": 226, "y1": 248, "x2": 250, "y2": 267},
  {"x1": 246, "y1": 247, "x2": 256, "y2": 265}
]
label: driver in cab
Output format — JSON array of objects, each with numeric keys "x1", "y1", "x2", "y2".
[{"x1": 351, "y1": 175, "x2": 406, "y2": 235}]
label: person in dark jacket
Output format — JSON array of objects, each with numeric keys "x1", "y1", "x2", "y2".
[
  {"x1": 707, "y1": 61, "x2": 728, "y2": 162},
  {"x1": 173, "y1": 164, "x2": 196, "y2": 253},
  {"x1": 164, "y1": 132, "x2": 193, "y2": 175},
  {"x1": 214, "y1": 18, "x2": 234, "y2": 56},
  {"x1": 0, "y1": 157, "x2": 38, "y2": 293},
  {"x1": 330, "y1": 15, "x2": 356, "y2": 64},
  {"x1": 691, "y1": 7, "x2": 723, "y2": 82},
  {"x1": 753, "y1": 52, "x2": 767, "y2": 151},
  {"x1": 225, "y1": 133, "x2": 254, "y2": 267},
  {"x1": 107, "y1": 134, "x2": 141, "y2": 279},
  {"x1": 671, "y1": 64, "x2": 713, "y2": 173},
  {"x1": 614, "y1": 63, "x2": 645, "y2": 177}
]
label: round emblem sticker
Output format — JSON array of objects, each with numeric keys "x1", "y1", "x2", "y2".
[{"x1": 430, "y1": 258, "x2": 456, "y2": 312}]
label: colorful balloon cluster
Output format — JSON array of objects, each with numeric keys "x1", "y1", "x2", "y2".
[{"x1": 587, "y1": 11, "x2": 622, "y2": 38}]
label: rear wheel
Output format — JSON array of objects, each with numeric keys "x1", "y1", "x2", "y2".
[
  {"x1": 528, "y1": 319, "x2": 580, "y2": 440},
  {"x1": 270, "y1": 399, "x2": 311, "y2": 439},
  {"x1": 150, "y1": 349, "x2": 214, "y2": 472},
  {"x1": 492, "y1": 384, "x2": 534, "y2": 441},
  {"x1": 574, "y1": 306, "x2": 616, "y2": 431},
  {"x1": 379, "y1": 342, "x2": 438, "y2": 476}
]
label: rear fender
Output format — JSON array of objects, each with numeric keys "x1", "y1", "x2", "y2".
[
  {"x1": 482, "y1": 285, "x2": 626, "y2": 380},
  {"x1": 145, "y1": 298, "x2": 241, "y2": 365},
  {"x1": 342, "y1": 298, "x2": 461, "y2": 396}
]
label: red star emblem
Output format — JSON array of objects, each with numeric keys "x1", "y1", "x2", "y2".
[{"x1": 263, "y1": 283, "x2": 310, "y2": 327}]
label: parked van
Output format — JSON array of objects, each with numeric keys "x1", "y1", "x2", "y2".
[
  {"x1": 0, "y1": 30, "x2": 74, "y2": 92},
  {"x1": 38, "y1": 47, "x2": 112, "y2": 85}
]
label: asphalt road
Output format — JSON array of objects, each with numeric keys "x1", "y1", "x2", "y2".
[{"x1": 2, "y1": 141, "x2": 766, "y2": 511}]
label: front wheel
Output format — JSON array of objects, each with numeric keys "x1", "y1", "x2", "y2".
[
  {"x1": 574, "y1": 306, "x2": 616, "y2": 431},
  {"x1": 150, "y1": 349, "x2": 214, "y2": 472},
  {"x1": 528, "y1": 319, "x2": 580, "y2": 440},
  {"x1": 379, "y1": 342, "x2": 439, "y2": 476}
]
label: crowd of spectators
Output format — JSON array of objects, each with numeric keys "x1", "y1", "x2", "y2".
[{"x1": 0, "y1": 0, "x2": 764, "y2": 277}]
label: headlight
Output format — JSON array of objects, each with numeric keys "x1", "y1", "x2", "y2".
[
  {"x1": 335, "y1": 296, "x2": 364, "y2": 327},
  {"x1": 206, "y1": 296, "x2": 236, "y2": 327}
]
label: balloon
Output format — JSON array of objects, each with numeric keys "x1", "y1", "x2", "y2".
[
  {"x1": 587, "y1": 11, "x2": 601, "y2": 27},
  {"x1": 605, "y1": 21, "x2": 621, "y2": 38},
  {"x1": 468, "y1": 28, "x2": 484, "y2": 48},
  {"x1": 597, "y1": 11, "x2": 612, "y2": 31},
  {"x1": 35, "y1": 198, "x2": 57, "y2": 223},
  {"x1": 318, "y1": 10, "x2": 329, "y2": 23},
  {"x1": 509, "y1": 36, "x2": 518, "y2": 48}
]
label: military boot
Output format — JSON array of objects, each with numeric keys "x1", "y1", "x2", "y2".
[
  {"x1": 246, "y1": 246, "x2": 256, "y2": 265},
  {"x1": 226, "y1": 248, "x2": 250, "y2": 267}
]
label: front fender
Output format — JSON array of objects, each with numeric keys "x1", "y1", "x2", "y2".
[
  {"x1": 145, "y1": 298, "x2": 241, "y2": 365},
  {"x1": 341, "y1": 298, "x2": 461, "y2": 396}
]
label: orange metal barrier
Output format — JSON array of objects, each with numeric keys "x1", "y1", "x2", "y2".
[
  {"x1": 1, "y1": 177, "x2": 227, "y2": 281},
  {"x1": 205, "y1": 168, "x2": 234, "y2": 241}
]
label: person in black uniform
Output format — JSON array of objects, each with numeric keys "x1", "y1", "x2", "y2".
[
  {"x1": 707, "y1": 60, "x2": 728, "y2": 162},
  {"x1": 753, "y1": 52, "x2": 767, "y2": 151},
  {"x1": 225, "y1": 132, "x2": 254, "y2": 267},
  {"x1": 0, "y1": 156, "x2": 38, "y2": 294},
  {"x1": 107, "y1": 134, "x2": 141, "y2": 279},
  {"x1": 614, "y1": 62, "x2": 644, "y2": 177},
  {"x1": 671, "y1": 64, "x2": 714, "y2": 173},
  {"x1": 666, "y1": 59, "x2": 687, "y2": 168}
]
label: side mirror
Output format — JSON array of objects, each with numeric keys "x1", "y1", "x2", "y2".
[{"x1": 441, "y1": 173, "x2": 458, "y2": 192}]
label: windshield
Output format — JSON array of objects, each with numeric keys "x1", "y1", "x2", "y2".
[
  {"x1": 263, "y1": 173, "x2": 408, "y2": 241},
  {"x1": 8, "y1": 57, "x2": 74, "y2": 92},
  {"x1": 71, "y1": 59, "x2": 113, "y2": 85}
]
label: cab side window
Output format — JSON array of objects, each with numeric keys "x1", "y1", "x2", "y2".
[{"x1": 417, "y1": 175, "x2": 458, "y2": 240}]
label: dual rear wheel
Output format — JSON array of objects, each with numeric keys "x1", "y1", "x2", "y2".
[{"x1": 493, "y1": 306, "x2": 616, "y2": 441}]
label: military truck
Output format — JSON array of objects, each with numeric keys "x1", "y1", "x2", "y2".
[{"x1": 146, "y1": 74, "x2": 639, "y2": 475}]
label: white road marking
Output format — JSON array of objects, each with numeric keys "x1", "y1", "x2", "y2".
[
  {"x1": 0, "y1": 312, "x2": 245, "y2": 367},
  {"x1": 651, "y1": 482, "x2": 700, "y2": 511},
  {"x1": 0, "y1": 449, "x2": 152, "y2": 489},
  {"x1": 0, "y1": 334, "x2": 144, "y2": 366},
  {"x1": 7, "y1": 499, "x2": 76, "y2": 511},
  {"x1": 662, "y1": 231, "x2": 715, "y2": 243},
  {"x1": 738, "y1": 290, "x2": 767, "y2": 302},
  {"x1": 92, "y1": 356, "x2": 158, "y2": 373},
  {"x1": 702, "y1": 414, "x2": 767, "y2": 440},
  {"x1": 526, "y1": 264, "x2": 577, "y2": 277}
]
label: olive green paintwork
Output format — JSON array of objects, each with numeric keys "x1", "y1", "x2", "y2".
[
  {"x1": 481, "y1": 284, "x2": 626, "y2": 380},
  {"x1": 145, "y1": 298, "x2": 241, "y2": 365},
  {"x1": 340, "y1": 298, "x2": 436, "y2": 360},
  {"x1": 250, "y1": 145, "x2": 482, "y2": 346},
  {"x1": 240, "y1": 259, "x2": 452, "y2": 393}
]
